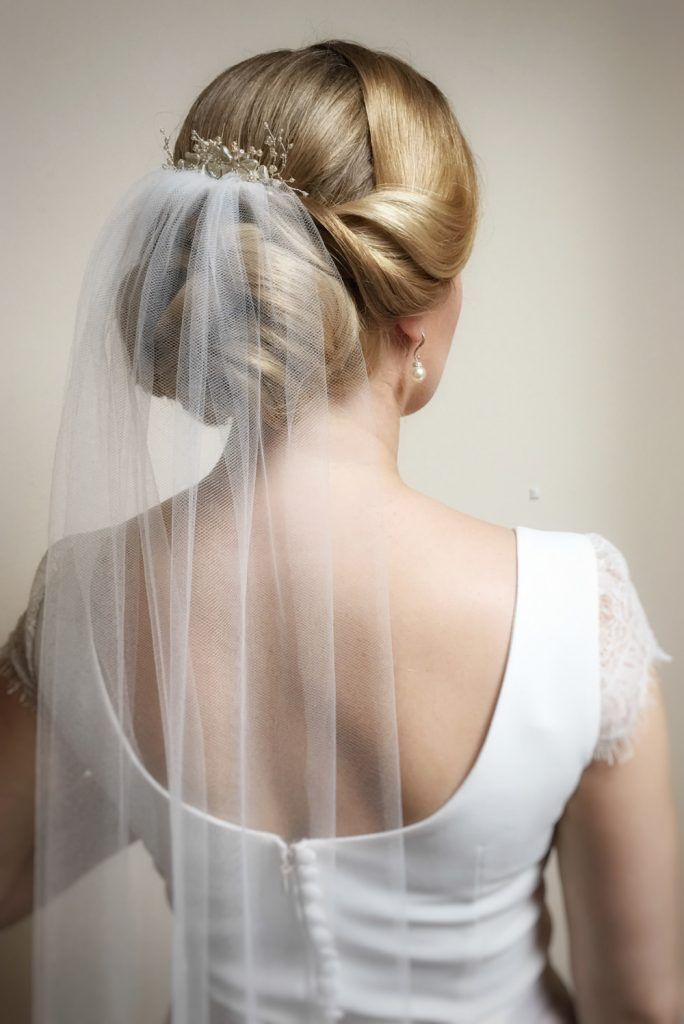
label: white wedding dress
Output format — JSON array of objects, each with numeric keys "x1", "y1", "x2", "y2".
[{"x1": 1, "y1": 524, "x2": 673, "y2": 1023}]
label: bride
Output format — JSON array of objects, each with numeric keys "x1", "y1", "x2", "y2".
[{"x1": 0, "y1": 38, "x2": 681, "y2": 1024}]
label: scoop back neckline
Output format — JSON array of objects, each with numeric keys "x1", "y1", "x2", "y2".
[{"x1": 92, "y1": 525, "x2": 525, "y2": 849}]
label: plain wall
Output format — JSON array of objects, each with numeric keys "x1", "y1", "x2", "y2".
[{"x1": 1, "y1": 0, "x2": 682, "y2": 1018}]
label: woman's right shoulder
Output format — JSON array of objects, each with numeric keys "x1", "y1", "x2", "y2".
[
  {"x1": 391, "y1": 484, "x2": 513, "y2": 554},
  {"x1": 385, "y1": 487, "x2": 516, "y2": 621}
]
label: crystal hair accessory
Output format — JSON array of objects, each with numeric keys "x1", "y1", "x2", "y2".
[{"x1": 159, "y1": 122, "x2": 309, "y2": 196}]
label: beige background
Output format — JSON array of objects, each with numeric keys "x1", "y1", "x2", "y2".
[{"x1": 1, "y1": 0, "x2": 682, "y2": 1018}]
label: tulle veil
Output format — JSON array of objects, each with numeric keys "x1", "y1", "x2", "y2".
[{"x1": 31, "y1": 132, "x2": 413, "y2": 1022}]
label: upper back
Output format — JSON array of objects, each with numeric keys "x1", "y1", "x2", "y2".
[{"x1": 381, "y1": 488, "x2": 522, "y2": 829}]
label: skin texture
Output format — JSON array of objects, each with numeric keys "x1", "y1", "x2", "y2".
[{"x1": 1, "y1": 271, "x2": 682, "y2": 1021}]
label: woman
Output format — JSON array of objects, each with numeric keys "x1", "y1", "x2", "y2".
[{"x1": 0, "y1": 39, "x2": 681, "y2": 1024}]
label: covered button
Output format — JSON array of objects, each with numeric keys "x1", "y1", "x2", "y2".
[
  {"x1": 299, "y1": 880, "x2": 323, "y2": 900},
  {"x1": 309, "y1": 923, "x2": 334, "y2": 945},
  {"x1": 318, "y1": 976, "x2": 340, "y2": 999},
  {"x1": 303, "y1": 903, "x2": 326, "y2": 924},
  {"x1": 318, "y1": 957, "x2": 340, "y2": 978},
  {"x1": 294, "y1": 845, "x2": 316, "y2": 864}
]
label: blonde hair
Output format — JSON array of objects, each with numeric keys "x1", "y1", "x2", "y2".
[{"x1": 171, "y1": 39, "x2": 481, "y2": 377}]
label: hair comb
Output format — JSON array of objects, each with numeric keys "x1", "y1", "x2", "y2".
[{"x1": 160, "y1": 122, "x2": 309, "y2": 197}]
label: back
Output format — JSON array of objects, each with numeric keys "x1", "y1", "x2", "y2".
[
  {"x1": 2, "y1": 504, "x2": 679, "y2": 1021},
  {"x1": 112, "y1": 515, "x2": 608, "y2": 1022},
  {"x1": 381, "y1": 487, "x2": 522, "y2": 829}
]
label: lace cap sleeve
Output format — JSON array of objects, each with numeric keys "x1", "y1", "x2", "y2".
[
  {"x1": 587, "y1": 532, "x2": 674, "y2": 766},
  {"x1": 0, "y1": 549, "x2": 47, "y2": 708}
]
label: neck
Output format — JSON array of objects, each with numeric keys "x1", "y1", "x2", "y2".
[{"x1": 269, "y1": 378, "x2": 403, "y2": 484}]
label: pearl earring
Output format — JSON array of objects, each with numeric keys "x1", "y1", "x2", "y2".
[{"x1": 411, "y1": 331, "x2": 427, "y2": 382}]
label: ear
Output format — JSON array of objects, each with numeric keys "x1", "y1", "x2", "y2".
[{"x1": 392, "y1": 317, "x2": 423, "y2": 355}]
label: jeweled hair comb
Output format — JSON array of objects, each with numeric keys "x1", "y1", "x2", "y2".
[{"x1": 160, "y1": 122, "x2": 309, "y2": 197}]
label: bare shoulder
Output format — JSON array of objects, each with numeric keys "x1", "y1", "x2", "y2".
[
  {"x1": 381, "y1": 484, "x2": 517, "y2": 670},
  {"x1": 379, "y1": 486, "x2": 520, "y2": 822},
  {"x1": 384, "y1": 483, "x2": 516, "y2": 591}
]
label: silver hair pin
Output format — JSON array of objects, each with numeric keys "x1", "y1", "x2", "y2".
[{"x1": 159, "y1": 122, "x2": 309, "y2": 197}]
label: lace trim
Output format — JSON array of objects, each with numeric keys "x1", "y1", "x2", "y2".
[
  {"x1": 586, "y1": 532, "x2": 673, "y2": 766},
  {"x1": 0, "y1": 550, "x2": 47, "y2": 709}
]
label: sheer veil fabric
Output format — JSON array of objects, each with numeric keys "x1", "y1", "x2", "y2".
[{"x1": 33, "y1": 162, "x2": 412, "y2": 1021}]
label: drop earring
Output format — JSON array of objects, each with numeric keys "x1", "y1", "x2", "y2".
[{"x1": 411, "y1": 331, "x2": 427, "y2": 382}]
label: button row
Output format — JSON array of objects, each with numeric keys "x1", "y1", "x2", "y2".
[{"x1": 281, "y1": 841, "x2": 344, "y2": 1021}]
